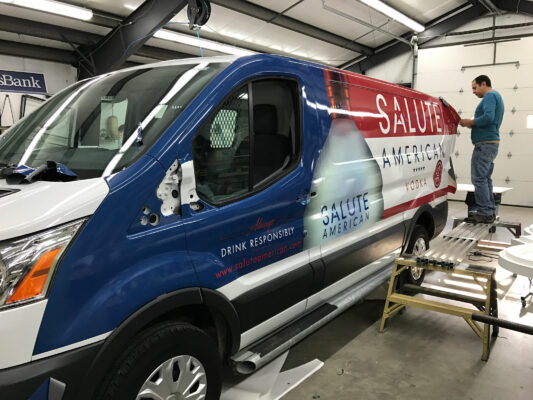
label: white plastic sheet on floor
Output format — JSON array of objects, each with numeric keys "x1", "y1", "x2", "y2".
[{"x1": 220, "y1": 351, "x2": 323, "y2": 400}]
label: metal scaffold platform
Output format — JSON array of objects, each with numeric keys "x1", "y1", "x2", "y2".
[{"x1": 379, "y1": 219, "x2": 523, "y2": 361}]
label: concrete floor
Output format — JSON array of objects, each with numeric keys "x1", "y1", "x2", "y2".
[{"x1": 281, "y1": 201, "x2": 533, "y2": 400}]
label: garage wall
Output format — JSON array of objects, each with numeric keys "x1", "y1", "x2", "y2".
[
  {"x1": 0, "y1": 55, "x2": 77, "y2": 128},
  {"x1": 416, "y1": 35, "x2": 533, "y2": 207}
]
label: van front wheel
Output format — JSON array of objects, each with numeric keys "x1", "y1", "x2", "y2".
[
  {"x1": 100, "y1": 322, "x2": 222, "y2": 400},
  {"x1": 404, "y1": 225, "x2": 429, "y2": 285}
]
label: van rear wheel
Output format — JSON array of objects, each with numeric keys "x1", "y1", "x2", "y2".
[
  {"x1": 100, "y1": 322, "x2": 222, "y2": 400},
  {"x1": 405, "y1": 225, "x2": 429, "y2": 285}
]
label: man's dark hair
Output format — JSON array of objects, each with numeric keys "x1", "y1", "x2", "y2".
[{"x1": 473, "y1": 75, "x2": 492, "y2": 87}]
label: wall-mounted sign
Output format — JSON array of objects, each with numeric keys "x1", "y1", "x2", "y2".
[{"x1": 0, "y1": 70, "x2": 47, "y2": 94}]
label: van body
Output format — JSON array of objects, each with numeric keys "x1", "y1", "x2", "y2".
[{"x1": 0, "y1": 54, "x2": 459, "y2": 399}]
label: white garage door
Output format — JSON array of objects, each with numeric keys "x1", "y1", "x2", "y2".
[{"x1": 417, "y1": 37, "x2": 533, "y2": 207}]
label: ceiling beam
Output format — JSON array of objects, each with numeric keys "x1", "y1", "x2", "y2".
[
  {"x1": 0, "y1": 39, "x2": 77, "y2": 64},
  {"x1": 0, "y1": 14, "x2": 195, "y2": 65},
  {"x1": 0, "y1": 15, "x2": 101, "y2": 46},
  {"x1": 211, "y1": 0, "x2": 374, "y2": 56},
  {"x1": 343, "y1": 2, "x2": 488, "y2": 73},
  {"x1": 79, "y1": 0, "x2": 189, "y2": 79}
]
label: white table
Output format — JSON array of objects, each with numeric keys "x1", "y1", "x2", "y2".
[
  {"x1": 499, "y1": 244, "x2": 533, "y2": 307},
  {"x1": 456, "y1": 183, "x2": 513, "y2": 195}
]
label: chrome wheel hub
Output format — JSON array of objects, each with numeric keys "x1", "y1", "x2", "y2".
[
  {"x1": 137, "y1": 355, "x2": 207, "y2": 400},
  {"x1": 410, "y1": 237, "x2": 427, "y2": 280}
]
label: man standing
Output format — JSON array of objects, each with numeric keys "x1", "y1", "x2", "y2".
[{"x1": 460, "y1": 75, "x2": 504, "y2": 224}]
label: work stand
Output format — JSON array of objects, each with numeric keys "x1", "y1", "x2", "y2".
[
  {"x1": 379, "y1": 258, "x2": 498, "y2": 361},
  {"x1": 452, "y1": 217, "x2": 522, "y2": 238}
]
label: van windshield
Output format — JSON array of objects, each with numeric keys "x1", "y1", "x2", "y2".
[{"x1": 0, "y1": 61, "x2": 228, "y2": 179}]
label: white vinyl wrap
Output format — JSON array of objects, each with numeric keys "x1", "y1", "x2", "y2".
[
  {"x1": 0, "y1": 300, "x2": 47, "y2": 369},
  {"x1": 0, "y1": 177, "x2": 109, "y2": 241}
]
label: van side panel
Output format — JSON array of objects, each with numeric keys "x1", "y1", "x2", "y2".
[{"x1": 33, "y1": 156, "x2": 198, "y2": 355}]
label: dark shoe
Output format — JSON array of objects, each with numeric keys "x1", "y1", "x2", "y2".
[
  {"x1": 480, "y1": 214, "x2": 495, "y2": 224},
  {"x1": 465, "y1": 212, "x2": 479, "y2": 223},
  {"x1": 465, "y1": 213, "x2": 495, "y2": 224}
]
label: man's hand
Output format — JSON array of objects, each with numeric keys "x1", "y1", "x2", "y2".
[{"x1": 459, "y1": 118, "x2": 475, "y2": 128}]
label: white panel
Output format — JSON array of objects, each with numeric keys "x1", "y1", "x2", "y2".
[
  {"x1": 287, "y1": 0, "x2": 377, "y2": 40},
  {"x1": 417, "y1": 68, "x2": 466, "y2": 94},
  {"x1": 0, "y1": 300, "x2": 47, "y2": 369},
  {"x1": 494, "y1": 155, "x2": 533, "y2": 181},
  {"x1": 0, "y1": 54, "x2": 77, "y2": 125},
  {"x1": 357, "y1": 23, "x2": 411, "y2": 48},
  {"x1": 0, "y1": 178, "x2": 109, "y2": 241},
  {"x1": 497, "y1": 37, "x2": 533, "y2": 64},
  {"x1": 493, "y1": 179, "x2": 533, "y2": 207},
  {"x1": 0, "y1": 55, "x2": 77, "y2": 95},
  {"x1": 500, "y1": 110, "x2": 533, "y2": 134},
  {"x1": 386, "y1": 0, "x2": 465, "y2": 23},
  {"x1": 418, "y1": 44, "x2": 493, "y2": 71},
  {"x1": 172, "y1": 4, "x2": 359, "y2": 65},
  {"x1": 247, "y1": 0, "x2": 288, "y2": 13}
]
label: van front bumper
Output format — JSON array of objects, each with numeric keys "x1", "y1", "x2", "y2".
[{"x1": 0, "y1": 342, "x2": 102, "y2": 400}]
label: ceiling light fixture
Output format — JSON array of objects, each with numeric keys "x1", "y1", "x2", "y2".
[
  {"x1": 0, "y1": 0, "x2": 93, "y2": 21},
  {"x1": 360, "y1": 0, "x2": 425, "y2": 32},
  {"x1": 153, "y1": 29, "x2": 255, "y2": 56}
]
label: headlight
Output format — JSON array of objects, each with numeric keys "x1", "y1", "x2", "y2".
[{"x1": 0, "y1": 219, "x2": 85, "y2": 308}]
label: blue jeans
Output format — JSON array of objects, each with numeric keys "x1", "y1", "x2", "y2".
[{"x1": 470, "y1": 142, "x2": 499, "y2": 216}]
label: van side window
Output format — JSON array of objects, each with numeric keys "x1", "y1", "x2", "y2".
[
  {"x1": 193, "y1": 86, "x2": 250, "y2": 203},
  {"x1": 192, "y1": 79, "x2": 300, "y2": 205}
]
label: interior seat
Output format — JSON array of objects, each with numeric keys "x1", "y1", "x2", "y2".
[{"x1": 252, "y1": 104, "x2": 290, "y2": 184}]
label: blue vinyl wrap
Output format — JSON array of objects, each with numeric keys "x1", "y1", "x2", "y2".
[{"x1": 33, "y1": 55, "x2": 332, "y2": 354}]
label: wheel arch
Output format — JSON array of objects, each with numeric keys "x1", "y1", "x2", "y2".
[
  {"x1": 402, "y1": 204, "x2": 435, "y2": 254},
  {"x1": 76, "y1": 287, "x2": 240, "y2": 400}
]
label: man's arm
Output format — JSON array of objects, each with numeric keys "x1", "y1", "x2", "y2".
[
  {"x1": 473, "y1": 93, "x2": 496, "y2": 127},
  {"x1": 459, "y1": 118, "x2": 474, "y2": 128}
]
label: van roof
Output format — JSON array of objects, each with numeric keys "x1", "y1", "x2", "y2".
[{"x1": 102, "y1": 54, "x2": 439, "y2": 102}]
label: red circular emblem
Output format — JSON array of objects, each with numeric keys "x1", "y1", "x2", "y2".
[{"x1": 434, "y1": 160, "x2": 443, "y2": 188}]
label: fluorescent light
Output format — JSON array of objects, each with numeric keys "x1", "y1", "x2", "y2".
[
  {"x1": 360, "y1": 0, "x2": 425, "y2": 32},
  {"x1": 0, "y1": 0, "x2": 93, "y2": 20},
  {"x1": 153, "y1": 29, "x2": 255, "y2": 56},
  {"x1": 528, "y1": 115, "x2": 533, "y2": 129}
]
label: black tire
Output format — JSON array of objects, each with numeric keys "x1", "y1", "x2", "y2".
[
  {"x1": 99, "y1": 322, "x2": 222, "y2": 400},
  {"x1": 404, "y1": 225, "x2": 429, "y2": 285}
]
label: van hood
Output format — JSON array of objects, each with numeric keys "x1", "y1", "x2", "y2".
[{"x1": 0, "y1": 178, "x2": 109, "y2": 241}]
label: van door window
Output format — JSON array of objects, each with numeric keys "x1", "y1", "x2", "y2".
[
  {"x1": 192, "y1": 79, "x2": 300, "y2": 205},
  {"x1": 193, "y1": 85, "x2": 250, "y2": 204}
]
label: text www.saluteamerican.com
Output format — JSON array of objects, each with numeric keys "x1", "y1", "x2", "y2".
[{"x1": 215, "y1": 240, "x2": 302, "y2": 279}]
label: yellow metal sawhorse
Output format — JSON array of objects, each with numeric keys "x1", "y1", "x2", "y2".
[{"x1": 379, "y1": 258, "x2": 498, "y2": 361}]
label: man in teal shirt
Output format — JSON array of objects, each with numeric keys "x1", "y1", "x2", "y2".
[{"x1": 460, "y1": 75, "x2": 504, "y2": 224}]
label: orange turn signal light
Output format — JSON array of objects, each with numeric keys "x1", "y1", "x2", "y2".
[{"x1": 7, "y1": 247, "x2": 62, "y2": 304}]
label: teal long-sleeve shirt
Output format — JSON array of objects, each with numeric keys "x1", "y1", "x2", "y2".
[{"x1": 471, "y1": 90, "x2": 504, "y2": 144}]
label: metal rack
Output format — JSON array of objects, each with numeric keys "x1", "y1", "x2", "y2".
[
  {"x1": 379, "y1": 256, "x2": 498, "y2": 361},
  {"x1": 379, "y1": 220, "x2": 505, "y2": 361}
]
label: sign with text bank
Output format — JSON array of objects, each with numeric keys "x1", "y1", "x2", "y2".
[{"x1": 0, "y1": 70, "x2": 47, "y2": 94}]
